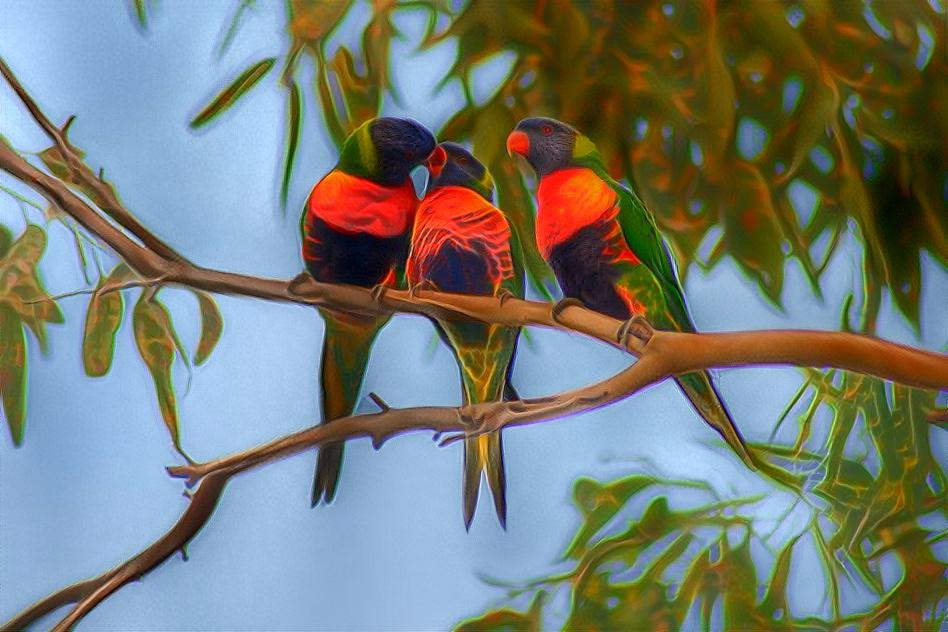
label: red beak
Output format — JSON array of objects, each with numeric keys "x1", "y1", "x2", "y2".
[
  {"x1": 425, "y1": 145, "x2": 447, "y2": 178},
  {"x1": 506, "y1": 130, "x2": 530, "y2": 157}
]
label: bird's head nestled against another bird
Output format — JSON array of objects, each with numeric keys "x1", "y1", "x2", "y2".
[
  {"x1": 424, "y1": 142, "x2": 495, "y2": 201},
  {"x1": 338, "y1": 117, "x2": 437, "y2": 186},
  {"x1": 506, "y1": 117, "x2": 599, "y2": 177}
]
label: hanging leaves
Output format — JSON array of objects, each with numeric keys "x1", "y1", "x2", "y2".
[
  {"x1": 0, "y1": 225, "x2": 63, "y2": 353},
  {"x1": 193, "y1": 290, "x2": 223, "y2": 366},
  {"x1": 190, "y1": 58, "x2": 277, "y2": 129},
  {"x1": 279, "y1": 80, "x2": 303, "y2": 209},
  {"x1": 719, "y1": 161, "x2": 786, "y2": 304},
  {"x1": 0, "y1": 305, "x2": 27, "y2": 445},
  {"x1": 0, "y1": 225, "x2": 62, "y2": 444},
  {"x1": 82, "y1": 263, "x2": 134, "y2": 377},
  {"x1": 132, "y1": 289, "x2": 181, "y2": 451}
]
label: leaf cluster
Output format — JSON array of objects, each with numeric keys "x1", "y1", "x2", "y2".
[{"x1": 459, "y1": 374, "x2": 947, "y2": 630}]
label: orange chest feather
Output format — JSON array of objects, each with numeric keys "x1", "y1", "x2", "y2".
[
  {"x1": 306, "y1": 170, "x2": 418, "y2": 237},
  {"x1": 535, "y1": 168, "x2": 618, "y2": 257},
  {"x1": 407, "y1": 187, "x2": 513, "y2": 286}
]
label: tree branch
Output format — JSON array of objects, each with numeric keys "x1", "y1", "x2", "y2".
[
  {"x1": 6, "y1": 319, "x2": 946, "y2": 630},
  {"x1": 0, "y1": 55, "x2": 183, "y2": 262},
  {"x1": 1, "y1": 135, "x2": 946, "y2": 391}
]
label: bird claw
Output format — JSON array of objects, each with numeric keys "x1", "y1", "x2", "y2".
[
  {"x1": 616, "y1": 314, "x2": 653, "y2": 347},
  {"x1": 551, "y1": 297, "x2": 585, "y2": 324},
  {"x1": 495, "y1": 288, "x2": 516, "y2": 307},
  {"x1": 408, "y1": 279, "x2": 436, "y2": 300},
  {"x1": 288, "y1": 272, "x2": 312, "y2": 296},
  {"x1": 370, "y1": 283, "x2": 389, "y2": 304}
]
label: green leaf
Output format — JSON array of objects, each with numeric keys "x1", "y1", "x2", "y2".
[
  {"x1": 280, "y1": 80, "x2": 303, "y2": 209},
  {"x1": 287, "y1": 0, "x2": 353, "y2": 50},
  {"x1": 455, "y1": 591, "x2": 543, "y2": 632},
  {"x1": 38, "y1": 146, "x2": 86, "y2": 185},
  {"x1": 0, "y1": 305, "x2": 27, "y2": 445},
  {"x1": 131, "y1": 0, "x2": 147, "y2": 30},
  {"x1": 190, "y1": 58, "x2": 277, "y2": 128},
  {"x1": 1, "y1": 224, "x2": 45, "y2": 267},
  {"x1": 82, "y1": 264, "x2": 133, "y2": 377},
  {"x1": 780, "y1": 68, "x2": 838, "y2": 183},
  {"x1": 720, "y1": 161, "x2": 786, "y2": 305},
  {"x1": 0, "y1": 225, "x2": 63, "y2": 353},
  {"x1": 759, "y1": 533, "x2": 800, "y2": 621},
  {"x1": 193, "y1": 290, "x2": 223, "y2": 366},
  {"x1": 564, "y1": 475, "x2": 657, "y2": 558},
  {"x1": 133, "y1": 290, "x2": 180, "y2": 450}
]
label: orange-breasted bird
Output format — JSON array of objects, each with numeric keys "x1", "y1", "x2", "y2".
[
  {"x1": 302, "y1": 117, "x2": 436, "y2": 506},
  {"x1": 507, "y1": 117, "x2": 756, "y2": 471},
  {"x1": 408, "y1": 142, "x2": 524, "y2": 528}
]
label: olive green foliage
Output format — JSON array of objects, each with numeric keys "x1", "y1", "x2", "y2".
[
  {"x1": 0, "y1": 185, "x2": 223, "y2": 457},
  {"x1": 1, "y1": 0, "x2": 945, "y2": 628},
  {"x1": 456, "y1": 378, "x2": 945, "y2": 630}
]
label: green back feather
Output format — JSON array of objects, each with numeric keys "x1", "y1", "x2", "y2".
[{"x1": 573, "y1": 140, "x2": 695, "y2": 332}]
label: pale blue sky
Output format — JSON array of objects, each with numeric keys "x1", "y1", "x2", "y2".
[{"x1": 0, "y1": 2, "x2": 945, "y2": 630}]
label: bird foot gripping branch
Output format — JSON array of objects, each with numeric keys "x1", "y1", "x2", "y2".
[
  {"x1": 616, "y1": 314, "x2": 654, "y2": 348},
  {"x1": 550, "y1": 297, "x2": 586, "y2": 324}
]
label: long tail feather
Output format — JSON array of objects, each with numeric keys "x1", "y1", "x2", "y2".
[
  {"x1": 459, "y1": 334, "x2": 517, "y2": 530},
  {"x1": 676, "y1": 371, "x2": 758, "y2": 471},
  {"x1": 313, "y1": 308, "x2": 387, "y2": 507},
  {"x1": 462, "y1": 432, "x2": 507, "y2": 530}
]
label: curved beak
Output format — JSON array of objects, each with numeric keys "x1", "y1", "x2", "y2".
[
  {"x1": 506, "y1": 130, "x2": 530, "y2": 157},
  {"x1": 425, "y1": 144, "x2": 447, "y2": 178}
]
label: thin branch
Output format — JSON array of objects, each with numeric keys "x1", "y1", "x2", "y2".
[
  {"x1": 25, "y1": 278, "x2": 157, "y2": 304},
  {"x1": 0, "y1": 55, "x2": 183, "y2": 262}
]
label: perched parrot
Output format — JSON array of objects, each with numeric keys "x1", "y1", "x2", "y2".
[
  {"x1": 408, "y1": 142, "x2": 524, "y2": 529},
  {"x1": 301, "y1": 117, "x2": 436, "y2": 506},
  {"x1": 506, "y1": 117, "x2": 757, "y2": 471}
]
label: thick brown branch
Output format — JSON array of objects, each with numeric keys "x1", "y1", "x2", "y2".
[{"x1": 2, "y1": 135, "x2": 946, "y2": 390}]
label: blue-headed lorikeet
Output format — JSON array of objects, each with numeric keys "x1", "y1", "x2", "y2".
[
  {"x1": 408, "y1": 142, "x2": 524, "y2": 528},
  {"x1": 302, "y1": 117, "x2": 436, "y2": 506},
  {"x1": 506, "y1": 117, "x2": 756, "y2": 471}
]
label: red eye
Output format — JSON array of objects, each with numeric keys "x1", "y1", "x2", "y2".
[
  {"x1": 403, "y1": 149, "x2": 413, "y2": 159},
  {"x1": 458, "y1": 157, "x2": 468, "y2": 166},
  {"x1": 541, "y1": 124, "x2": 553, "y2": 136}
]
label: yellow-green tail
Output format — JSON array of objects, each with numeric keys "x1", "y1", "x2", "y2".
[
  {"x1": 463, "y1": 431, "x2": 507, "y2": 530},
  {"x1": 313, "y1": 308, "x2": 387, "y2": 507},
  {"x1": 676, "y1": 371, "x2": 758, "y2": 471}
]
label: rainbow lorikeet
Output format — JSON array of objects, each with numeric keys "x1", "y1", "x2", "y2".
[
  {"x1": 408, "y1": 142, "x2": 524, "y2": 528},
  {"x1": 506, "y1": 117, "x2": 756, "y2": 471},
  {"x1": 301, "y1": 117, "x2": 436, "y2": 506}
]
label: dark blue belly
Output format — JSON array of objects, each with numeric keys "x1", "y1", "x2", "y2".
[
  {"x1": 548, "y1": 224, "x2": 630, "y2": 320},
  {"x1": 426, "y1": 242, "x2": 492, "y2": 296},
  {"x1": 304, "y1": 217, "x2": 408, "y2": 287}
]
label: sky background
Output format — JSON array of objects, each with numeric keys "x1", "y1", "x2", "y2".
[{"x1": 0, "y1": 2, "x2": 945, "y2": 630}]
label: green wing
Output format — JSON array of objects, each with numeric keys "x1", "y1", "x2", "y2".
[{"x1": 592, "y1": 164, "x2": 695, "y2": 333}]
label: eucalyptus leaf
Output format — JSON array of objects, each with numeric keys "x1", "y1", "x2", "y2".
[
  {"x1": 132, "y1": 290, "x2": 181, "y2": 451},
  {"x1": 0, "y1": 305, "x2": 27, "y2": 445},
  {"x1": 190, "y1": 58, "x2": 277, "y2": 129},
  {"x1": 192, "y1": 290, "x2": 223, "y2": 366}
]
